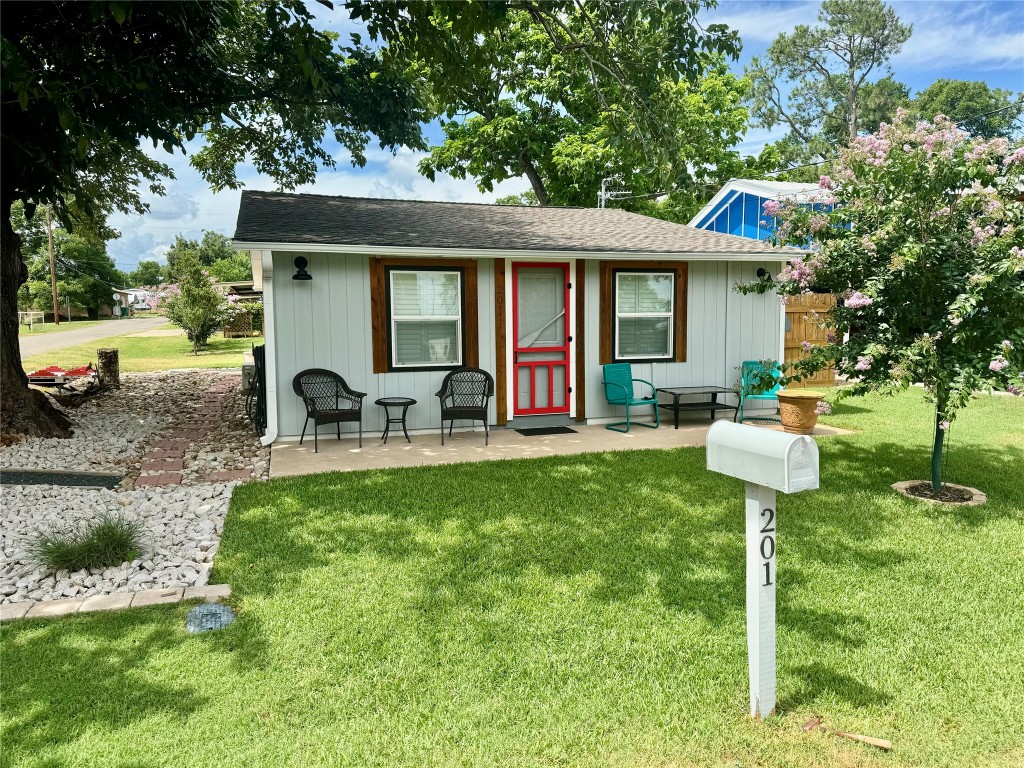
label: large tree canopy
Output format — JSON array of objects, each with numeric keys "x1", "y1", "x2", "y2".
[
  {"x1": 1, "y1": 0, "x2": 426, "y2": 436},
  {"x1": 913, "y1": 80, "x2": 1023, "y2": 140},
  {"x1": 747, "y1": 0, "x2": 911, "y2": 169},
  {"x1": 2, "y1": 0, "x2": 719, "y2": 437},
  {"x1": 415, "y1": 2, "x2": 746, "y2": 220}
]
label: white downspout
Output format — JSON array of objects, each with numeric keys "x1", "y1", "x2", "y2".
[{"x1": 258, "y1": 249, "x2": 279, "y2": 446}]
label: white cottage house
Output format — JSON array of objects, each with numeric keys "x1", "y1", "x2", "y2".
[{"x1": 232, "y1": 191, "x2": 796, "y2": 444}]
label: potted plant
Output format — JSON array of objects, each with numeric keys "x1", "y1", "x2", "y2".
[
  {"x1": 735, "y1": 359, "x2": 830, "y2": 434},
  {"x1": 776, "y1": 388, "x2": 826, "y2": 434}
]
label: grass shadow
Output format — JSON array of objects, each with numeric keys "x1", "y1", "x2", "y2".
[{"x1": 1, "y1": 607, "x2": 209, "y2": 757}]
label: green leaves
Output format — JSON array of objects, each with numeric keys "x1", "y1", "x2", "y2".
[
  {"x1": 746, "y1": 0, "x2": 911, "y2": 170},
  {"x1": 764, "y1": 113, "x2": 1024, "y2": 476}
]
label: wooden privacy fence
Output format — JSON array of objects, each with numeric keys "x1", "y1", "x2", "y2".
[{"x1": 784, "y1": 293, "x2": 836, "y2": 388}]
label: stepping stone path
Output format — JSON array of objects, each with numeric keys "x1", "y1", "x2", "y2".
[
  {"x1": 126, "y1": 374, "x2": 259, "y2": 488},
  {"x1": 1, "y1": 370, "x2": 269, "y2": 618}
]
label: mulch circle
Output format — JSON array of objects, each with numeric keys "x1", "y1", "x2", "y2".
[
  {"x1": 892, "y1": 480, "x2": 986, "y2": 506},
  {"x1": 905, "y1": 482, "x2": 975, "y2": 503}
]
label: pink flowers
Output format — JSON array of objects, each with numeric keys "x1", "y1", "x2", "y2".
[
  {"x1": 778, "y1": 257, "x2": 821, "y2": 290},
  {"x1": 818, "y1": 175, "x2": 834, "y2": 190},
  {"x1": 989, "y1": 355, "x2": 1009, "y2": 372},
  {"x1": 1008, "y1": 385, "x2": 1023, "y2": 397},
  {"x1": 939, "y1": 420, "x2": 950, "y2": 431},
  {"x1": 1004, "y1": 147, "x2": 1024, "y2": 168},
  {"x1": 809, "y1": 214, "x2": 830, "y2": 235},
  {"x1": 844, "y1": 291, "x2": 873, "y2": 309},
  {"x1": 855, "y1": 355, "x2": 873, "y2": 371},
  {"x1": 814, "y1": 401, "x2": 832, "y2": 415},
  {"x1": 800, "y1": 341, "x2": 813, "y2": 352},
  {"x1": 762, "y1": 199, "x2": 782, "y2": 217}
]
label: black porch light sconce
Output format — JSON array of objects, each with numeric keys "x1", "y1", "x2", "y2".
[
  {"x1": 756, "y1": 267, "x2": 772, "y2": 281},
  {"x1": 292, "y1": 256, "x2": 313, "y2": 281}
]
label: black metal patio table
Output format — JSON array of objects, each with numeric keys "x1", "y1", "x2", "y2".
[
  {"x1": 655, "y1": 386, "x2": 738, "y2": 429},
  {"x1": 375, "y1": 397, "x2": 417, "y2": 443}
]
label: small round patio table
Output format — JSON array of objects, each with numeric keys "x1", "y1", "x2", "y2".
[{"x1": 375, "y1": 397, "x2": 416, "y2": 444}]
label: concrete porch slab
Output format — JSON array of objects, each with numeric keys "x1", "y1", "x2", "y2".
[{"x1": 270, "y1": 417, "x2": 851, "y2": 478}]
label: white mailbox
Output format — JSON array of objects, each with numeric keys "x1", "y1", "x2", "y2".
[
  {"x1": 706, "y1": 421, "x2": 820, "y2": 721},
  {"x1": 707, "y1": 421, "x2": 819, "y2": 493}
]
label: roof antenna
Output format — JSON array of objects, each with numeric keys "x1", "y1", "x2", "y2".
[{"x1": 598, "y1": 176, "x2": 631, "y2": 208}]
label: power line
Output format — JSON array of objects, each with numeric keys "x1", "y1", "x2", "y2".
[{"x1": 764, "y1": 99, "x2": 1024, "y2": 177}]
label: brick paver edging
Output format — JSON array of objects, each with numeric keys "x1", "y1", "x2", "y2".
[{"x1": 0, "y1": 584, "x2": 231, "y2": 622}]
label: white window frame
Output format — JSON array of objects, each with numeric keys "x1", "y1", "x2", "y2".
[
  {"x1": 389, "y1": 269, "x2": 463, "y2": 368},
  {"x1": 614, "y1": 271, "x2": 674, "y2": 360}
]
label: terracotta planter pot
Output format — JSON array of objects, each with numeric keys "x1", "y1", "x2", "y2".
[{"x1": 776, "y1": 389, "x2": 824, "y2": 434}]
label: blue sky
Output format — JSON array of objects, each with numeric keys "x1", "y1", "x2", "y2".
[{"x1": 105, "y1": 0, "x2": 1024, "y2": 272}]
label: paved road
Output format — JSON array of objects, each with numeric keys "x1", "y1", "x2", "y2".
[{"x1": 19, "y1": 316, "x2": 169, "y2": 358}]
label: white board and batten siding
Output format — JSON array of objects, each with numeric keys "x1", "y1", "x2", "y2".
[
  {"x1": 270, "y1": 251, "x2": 497, "y2": 439},
  {"x1": 582, "y1": 259, "x2": 785, "y2": 420},
  {"x1": 269, "y1": 250, "x2": 785, "y2": 438}
]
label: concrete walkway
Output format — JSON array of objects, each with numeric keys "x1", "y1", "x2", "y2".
[
  {"x1": 270, "y1": 418, "x2": 852, "y2": 478},
  {"x1": 19, "y1": 316, "x2": 168, "y2": 358}
]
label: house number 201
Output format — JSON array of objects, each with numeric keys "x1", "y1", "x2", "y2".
[{"x1": 760, "y1": 507, "x2": 776, "y2": 586}]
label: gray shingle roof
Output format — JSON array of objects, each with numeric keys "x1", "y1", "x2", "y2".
[{"x1": 233, "y1": 191, "x2": 795, "y2": 256}]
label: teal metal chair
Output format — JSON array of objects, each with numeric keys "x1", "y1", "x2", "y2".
[
  {"x1": 737, "y1": 360, "x2": 782, "y2": 424},
  {"x1": 602, "y1": 363, "x2": 660, "y2": 433}
]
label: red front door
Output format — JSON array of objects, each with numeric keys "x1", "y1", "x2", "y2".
[{"x1": 512, "y1": 263, "x2": 570, "y2": 415}]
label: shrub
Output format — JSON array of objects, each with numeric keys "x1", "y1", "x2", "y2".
[
  {"x1": 32, "y1": 513, "x2": 144, "y2": 572},
  {"x1": 161, "y1": 253, "x2": 227, "y2": 353}
]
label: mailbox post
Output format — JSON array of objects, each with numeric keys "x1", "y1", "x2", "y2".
[{"x1": 706, "y1": 421, "x2": 819, "y2": 720}]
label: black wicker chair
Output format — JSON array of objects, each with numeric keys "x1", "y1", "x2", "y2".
[
  {"x1": 292, "y1": 369, "x2": 366, "y2": 452},
  {"x1": 436, "y1": 367, "x2": 494, "y2": 446}
]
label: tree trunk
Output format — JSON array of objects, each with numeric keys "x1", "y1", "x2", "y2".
[
  {"x1": 930, "y1": 407, "x2": 945, "y2": 493},
  {"x1": 847, "y1": 67, "x2": 858, "y2": 142},
  {"x1": 518, "y1": 152, "x2": 551, "y2": 206},
  {"x1": 1, "y1": 202, "x2": 72, "y2": 438},
  {"x1": 96, "y1": 348, "x2": 120, "y2": 389}
]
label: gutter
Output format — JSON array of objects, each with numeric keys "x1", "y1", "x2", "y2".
[
  {"x1": 256, "y1": 249, "x2": 278, "y2": 446},
  {"x1": 232, "y1": 241, "x2": 799, "y2": 261}
]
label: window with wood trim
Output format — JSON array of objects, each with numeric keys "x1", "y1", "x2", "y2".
[
  {"x1": 370, "y1": 257, "x2": 479, "y2": 373},
  {"x1": 389, "y1": 268, "x2": 463, "y2": 368},
  {"x1": 614, "y1": 271, "x2": 674, "y2": 359},
  {"x1": 599, "y1": 261, "x2": 687, "y2": 364}
]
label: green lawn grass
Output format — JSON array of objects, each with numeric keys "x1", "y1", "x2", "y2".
[
  {"x1": 18, "y1": 318, "x2": 118, "y2": 335},
  {"x1": 21, "y1": 334, "x2": 253, "y2": 373},
  {"x1": 3, "y1": 391, "x2": 1023, "y2": 767}
]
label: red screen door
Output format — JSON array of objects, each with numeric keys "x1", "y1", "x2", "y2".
[{"x1": 512, "y1": 263, "x2": 570, "y2": 415}]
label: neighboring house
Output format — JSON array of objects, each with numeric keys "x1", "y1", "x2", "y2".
[
  {"x1": 111, "y1": 288, "x2": 154, "y2": 315},
  {"x1": 692, "y1": 179, "x2": 838, "y2": 388},
  {"x1": 233, "y1": 191, "x2": 799, "y2": 444},
  {"x1": 689, "y1": 179, "x2": 824, "y2": 244}
]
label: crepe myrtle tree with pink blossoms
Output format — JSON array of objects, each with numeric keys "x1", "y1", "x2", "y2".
[{"x1": 743, "y1": 111, "x2": 1024, "y2": 493}]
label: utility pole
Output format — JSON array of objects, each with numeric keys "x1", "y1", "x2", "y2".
[{"x1": 46, "y1": 205, "x2": 60, "y2": 325}]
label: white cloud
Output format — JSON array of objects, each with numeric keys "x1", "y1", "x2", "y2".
[
  {"x1": 106, "y1": 145, "x2": 530, "y2": 270},
  {"x1": 892, "y1": 1, "x2": 1024, "y2": 71},
  {"x1": 702, "y1": 1, "x2": 820, "y2": 46}
]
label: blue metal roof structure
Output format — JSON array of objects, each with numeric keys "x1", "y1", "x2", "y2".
[{"x1": 689, "y1": 180, "x2": 826, "y2": 246}]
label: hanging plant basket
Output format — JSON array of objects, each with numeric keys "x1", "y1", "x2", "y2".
[{"x1": 776, "y1": 389, "x2": 824, "y2": 434}]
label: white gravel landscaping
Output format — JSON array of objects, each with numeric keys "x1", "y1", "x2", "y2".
[
  {"x1": 1, "y1": 368, "x2": 269, "y2": 608},
  {"x1": 0, "y1": 377, "x2": 170, "y2": 473},
  {"x1": 1, "y1": 482, "x2": 235, "y2": 604}
]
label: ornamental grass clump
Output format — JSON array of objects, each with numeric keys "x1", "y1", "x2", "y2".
[
  {"x1": 738, "y1": 111, "x2": 1024, "y2": 493},
  {"x1": 33, "y1": 513, "x2": 144, "y2": 573}
]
